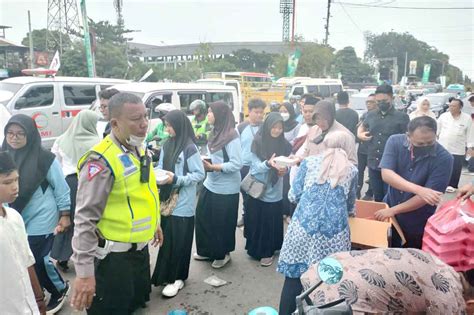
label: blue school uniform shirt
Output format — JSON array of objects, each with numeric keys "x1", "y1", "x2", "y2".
[
  {"x1": 21, "y1": 159, "x2": 71, "y2": 236},
  {"x1": 249, "y1": 152, "x2": 284, "y2": 202},
  {"x1": 238, "y1": 122, "x2": 261, "y2": 167},
  {"x1": 158, "y1": 144, "x2": 205, "y2": 217},
  {"x1": 379, "y1": 134, "x2": 453, "y2": 237},
  {"x1": 204, "y1": 137, "x2": 242, "y2": 195}
]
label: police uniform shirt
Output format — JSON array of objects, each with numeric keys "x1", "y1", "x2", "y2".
[
  {"x1": 71, "y1": 133, "x2": 140, "y2": 278},
  {"x1": 362, "y1": 107, "x2": 409, "y2": 170}
]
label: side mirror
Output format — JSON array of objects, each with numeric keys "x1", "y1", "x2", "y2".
[{"x1": 15, "y1": 97, "x2": 27, "y2": 109}]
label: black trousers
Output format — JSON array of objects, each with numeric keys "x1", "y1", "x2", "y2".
[
  {"x1": 279, "y1": 277, "x2": 303, "y2": 315},
  {"x1": 88, "y1": 247, "x2": 151, "y2": 315},
  {"x1": 357, "y1": 151, "x2": 373, "y2": 199},
  {"x1": 369, "y1": 168, "x2": 387, "y2": 202},
  {"x1": 28, "y1": 234, "x2": 66, "y2": 299},
  {"x1": 449, "y1": 154, "x2": 464, "y2": 188}
]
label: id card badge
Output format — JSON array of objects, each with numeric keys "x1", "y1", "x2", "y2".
[{"x1": 118, "y1": 153, "x2": 138, "y2": 177}]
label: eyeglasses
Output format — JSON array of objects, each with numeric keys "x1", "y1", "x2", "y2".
[
  {"x1": 99, "y1": 104, "x2": 108, "y2": 110},
  {"x1": 6, "y1": 131, "x2": 26, "y2": 140}
]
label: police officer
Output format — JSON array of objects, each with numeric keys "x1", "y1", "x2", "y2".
[
  {"x1": 189, "y1": 99, "x2": 211, "y2": 152},
  {"x1": 70, "y1": 92, "x2": 163, "y2": 314}
]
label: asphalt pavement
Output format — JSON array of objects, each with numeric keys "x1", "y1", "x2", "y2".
[{"x1": 58, "y1": 170, "x2": 474, "y2": 315}]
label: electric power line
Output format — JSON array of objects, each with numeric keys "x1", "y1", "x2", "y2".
[
  {"x1": 337, "y1": 2, "x2": 364, "y2": 34},
  {"x1": 335, "y1": 2, "x2": 474, "y2": 9}
]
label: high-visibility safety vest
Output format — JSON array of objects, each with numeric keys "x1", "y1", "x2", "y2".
[{"x1": 78, "y1": 136, "x2": 160, "y2": 243}]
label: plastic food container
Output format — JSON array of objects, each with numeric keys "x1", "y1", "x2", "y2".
[{"x1": 274, "y1": 156, "x2": 299, "y2": 168}]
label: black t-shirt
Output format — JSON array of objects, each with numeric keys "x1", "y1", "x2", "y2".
[{"x1": 336, "y1": 107, "x2": 359, "y2": 138}]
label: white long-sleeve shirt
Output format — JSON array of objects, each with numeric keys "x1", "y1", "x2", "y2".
[{"x1": 437, "y1": 112, "x2": 472, "y2": 155}]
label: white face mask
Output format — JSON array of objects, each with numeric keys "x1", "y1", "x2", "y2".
[
  {"x1": 126, "y1": 134, "x2": 146, "y2": 147},
  {"x1": 281, "y1": 112, "x2": 290, "y2": 121}
]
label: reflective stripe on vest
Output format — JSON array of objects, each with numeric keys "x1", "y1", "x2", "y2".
[{"x1": 78, "y1": 136, "x2": 160, "y2": 243}]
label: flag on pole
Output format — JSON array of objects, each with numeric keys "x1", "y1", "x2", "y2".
[
  {"x1": 286, "y1": 49, "x2": 301, "y2": 77},
  {"x1": 422, "y1": 64, "x2": 431, "y2": 83},
  {"x1": 49, "y1": 50, "x2": 61, "y2": 72}
]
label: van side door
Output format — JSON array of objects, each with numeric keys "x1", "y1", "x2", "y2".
[
  {"x1": 60, "y1": 83, "x2": 98, "y2": 133},
  {"x1": 11, "y1": 83, "x2": 59, "y2": 147}
]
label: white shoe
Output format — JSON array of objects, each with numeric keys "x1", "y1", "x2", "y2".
[
  {"x1": 162, "y1": 280, "x2": 184, "y2": 298},
  {"x1": 193, "y1": 252, "x2": 210, "y2": 261},
  {"x1": 446, "y1": 186, "x2": 456, "y2": 193},
  {"x1": 212, "y1": 254, "x2": 231, "y2": 269}
]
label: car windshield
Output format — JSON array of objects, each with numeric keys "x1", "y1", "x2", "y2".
[{"x1": 0, "y1": 82, "x2": 22, "y2": 103}]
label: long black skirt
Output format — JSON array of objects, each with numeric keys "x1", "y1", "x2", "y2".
[
  {"x1": 151, "y1": 215, "x2": 194, "y2": 286},
  {"x1": 244, "y1": 197, "x2": 283, "y2": 259},
  {"x1": 51, "y1": 174, "x2": 77, "y2": 262},
  {"x1": 195, "y1": 187, "x2": 239, "y2": 260}
]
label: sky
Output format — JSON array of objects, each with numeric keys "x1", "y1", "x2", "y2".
[{"x1": 1, "y1": 0, "x2": 473, "y2": 78}]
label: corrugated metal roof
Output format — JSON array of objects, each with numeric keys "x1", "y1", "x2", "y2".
[{"x1": 129, "y1": 41, "x2": 289, "y2": 57}]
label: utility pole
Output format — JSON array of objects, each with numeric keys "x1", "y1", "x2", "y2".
[
  {"x1": 403, "y1": 51, "x2": 408, "y2": 77},
  {"x1": 324, "y1": 0, "x2": 331, "y2": 45},
  {"x1": 80, "y1": 0, "x2": 95, "y2": 77},
  {"x1": 28, "y1": 11, "x2": 34, "y2": 68}
]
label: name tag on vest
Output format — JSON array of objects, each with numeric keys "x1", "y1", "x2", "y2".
[{"x1": 118, "y1": 153, "x2": 138, "y2": 177}]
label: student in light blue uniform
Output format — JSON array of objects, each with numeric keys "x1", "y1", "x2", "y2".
[
  {"x1": 195, "y1": 101, "x2": 242, "y2": 269},
  {"x1": 2, "y1": 114, "x2": 71, "y2": 313},
  {"x1": 151, "y1": 110, "x2": 205, "y2": 298},
  {"x1": 237, "y1": 98, "x2": 266, "y2": 226},
  {"x1": 245, "y1": 113, "x2": 292, "y2": 267}
]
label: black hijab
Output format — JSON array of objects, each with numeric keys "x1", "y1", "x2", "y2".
[
  {"x1": 207, "y1": 101, "x2": 239, "y2": 154},
  {"x1": 160, "y1": 110, "x2": 196, "y2": 202},
  {"x1": 281, "y1": 102, "x2": 299, "y2": 132},
  {"x1": 251, "y1": 112, "x2": 292, "y2": 185},
  {"x1": 2, "y1": 114, "x2": 55, "y2": 212}
]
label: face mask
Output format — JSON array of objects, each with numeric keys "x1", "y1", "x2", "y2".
[
  {"x1": 412, "y1": 144, "x2": 434, "y2": 158},
  {"x1": 281, "y1": 112, "x2": 290, "y2": 121},
  {"x1": 126, "y1": 134, "x2": 146, "y2": 147},
  {"x1": 378, "y1": 101, "x2": 391, "y2": 112}
]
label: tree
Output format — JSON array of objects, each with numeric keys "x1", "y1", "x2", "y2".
[
  {"x1": 332, "y1": 46, "x2": 373, "y2": 83},
  {"x1": 21, "y1": 29, "x2": 72, "y2": 52},
  {"x1": 227, "y1": 49, "x2": 274, "y2": 73},
  {"x1": 365, "y1": 31, "x2": 453, "y2": 82},
  {"x1": 294, "y1": 42, "x2": 334, "y2": 77}
]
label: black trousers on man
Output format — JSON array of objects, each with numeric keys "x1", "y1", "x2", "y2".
[
  {"x1": 88, "y1": 246, "x2": 151, "y2": 315},
  {"x1": 449, "y1": 154, "x2": 465, "y2": 188},
  {"x1": 369, "y1": 168, "x2": 387, "y2": 202}
]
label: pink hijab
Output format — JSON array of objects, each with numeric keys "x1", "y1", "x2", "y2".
[{"x1": 316, "y1": 131, "x2": 353, "y2": 188}]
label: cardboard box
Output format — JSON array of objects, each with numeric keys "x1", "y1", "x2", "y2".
[{"x1": 349, "y1": 200, "x2": 406, "y2": 248}]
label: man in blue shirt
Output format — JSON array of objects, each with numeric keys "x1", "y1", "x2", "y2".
[{"x1": 374, "y1": 116, "x2": 453, "y2": 248}]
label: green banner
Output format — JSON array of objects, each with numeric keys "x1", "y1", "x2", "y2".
[
  {"x1": 422, "y1": 64, "x2": 431, "y2": 83},
  {"x1": 80, "y1": 0, "x2": 95, "y2": 77},
  {"x1": 287, "y1": 49, "x2": 301, "y2": 77}
]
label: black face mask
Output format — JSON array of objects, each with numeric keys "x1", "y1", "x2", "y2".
[
  {"x1": 412, "y1": 145, "x2": 434, "y2": 158},
  {"x1": 378, "y1": 101, "x2": 391, "y2": 112}
]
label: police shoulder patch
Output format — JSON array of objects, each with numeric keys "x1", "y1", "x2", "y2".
[{"x1": 87, "y1": 162, "x2": 104, "y2": 181}]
